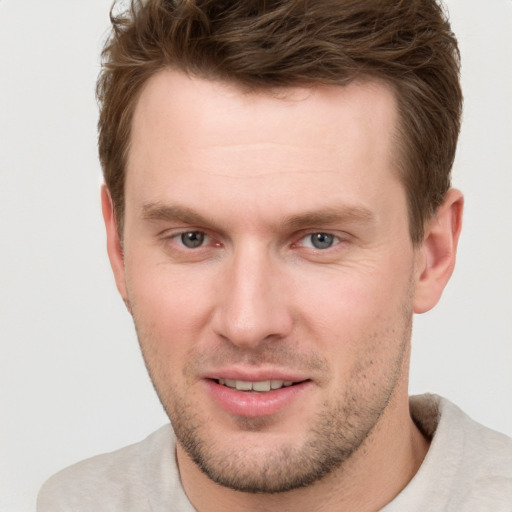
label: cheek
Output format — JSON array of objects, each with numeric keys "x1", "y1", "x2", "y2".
[
  {"x1": 125, "y1": 260, "x2": 215, "y2": 357},
  {"x1": 298, "y1": 267, "x2": 406, "y2": 325},
  {"x1": 293, "y1": 258, "x2": 413, "y2": 357},
  {"x1": 303, "y1": 287, "x2": 412, "y2": 401}
]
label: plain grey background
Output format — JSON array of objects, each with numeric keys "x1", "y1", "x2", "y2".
[{"x1": 1, "y1": 1, "x2": 511, "y2": 510}]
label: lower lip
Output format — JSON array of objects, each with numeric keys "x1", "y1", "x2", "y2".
[{"x1": 204, "y1": 380, "x2": 311, "y2": 418}]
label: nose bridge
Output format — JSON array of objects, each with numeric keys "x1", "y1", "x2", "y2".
[{"x1": 214, "y1": 240, "x2": 291, "y2": 347}]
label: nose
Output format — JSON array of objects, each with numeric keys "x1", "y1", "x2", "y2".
[{"x1": 212, "y1": 243, "x2": 293, "y2": 348}]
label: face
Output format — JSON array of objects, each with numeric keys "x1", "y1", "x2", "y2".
[{"x1": 115, "y1": 70, "x2": 421, "y2": 492}]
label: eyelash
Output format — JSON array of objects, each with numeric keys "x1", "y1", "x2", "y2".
[
  {"x1": 296, "y1": 232, "x2": 341, "y2": 250},
  {"x1": 162, "y1": 230, "x2": 345, "y2": 252},
  {"x1": 167, "y1": 231, "x2": 217, "y2": 249}
]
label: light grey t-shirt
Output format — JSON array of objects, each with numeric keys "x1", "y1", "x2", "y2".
[{"x1": 37, "y1": 394, "x2": 512, "y2": 511}]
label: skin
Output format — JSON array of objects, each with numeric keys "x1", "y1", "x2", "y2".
[{"x1": 102, "y1": 69, "x2": 463, "y2": 511}]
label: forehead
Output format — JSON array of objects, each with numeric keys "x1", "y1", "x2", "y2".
[
  {"x1": 130, "y1": 70, "x2": 398, "y2": 161},
  {"x1": 126, "y1": 70, "x2": 402, "y2": 224}
]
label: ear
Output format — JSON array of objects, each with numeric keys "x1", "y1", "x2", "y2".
[
  {"x1": 101, "y1": 185, "x2": 129, "y2": 307},
  {"x1": 413, "y1": 188, "x2": 464, "y2": 314}
]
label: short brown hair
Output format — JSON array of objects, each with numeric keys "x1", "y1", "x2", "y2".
[{"x1": 97, "y1": 0, "x2": 462, "y2": 244}]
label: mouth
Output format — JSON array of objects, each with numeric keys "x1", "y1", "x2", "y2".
[
  {"x1": 216, "y1": 378, "x2": 299, "y2": 392},
  {"x1": 205, "y1": 376, "x2": 311, "y2": 417}
]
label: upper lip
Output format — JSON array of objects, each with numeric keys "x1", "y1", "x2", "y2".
[{"x1": 202, "y1": 367, "x2": 310, "y2": 383}]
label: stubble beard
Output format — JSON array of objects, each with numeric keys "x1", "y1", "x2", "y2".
[
  {"x1": 134, "y1": 313, "x2": 412, "y2": 495},
  {"x1": 167, "y1": 378, "x2": 405, "y2": 494}
]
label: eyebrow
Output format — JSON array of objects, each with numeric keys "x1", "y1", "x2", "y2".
[
  {"x1": 143, "y1": 203, "x2": 210, "y2": 223},
  {"x1": 142, "y1": 203, "x2": 222, "y2": 230},
  {"x1": 141, "y1": 202, "x2": 376, "y2": 231},
  {"x1": 282, "y1": 206, "x2": 376, "y2": 230}
]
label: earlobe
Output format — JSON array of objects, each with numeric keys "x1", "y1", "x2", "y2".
[
  {"x1": 100, "y1": 185, "x2": 129, "y2": 306},
  {"x1": 413, "y1": 188, "x2": 464, "y2": 314}
]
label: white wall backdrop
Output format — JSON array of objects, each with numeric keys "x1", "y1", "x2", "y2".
[{"x1": 1, "y1": 1, "x2": 511, "y2": 510}]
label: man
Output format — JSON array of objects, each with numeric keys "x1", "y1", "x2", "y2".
[{"x1": 38, "y1": 0, "x2": 512, "y2": 510}]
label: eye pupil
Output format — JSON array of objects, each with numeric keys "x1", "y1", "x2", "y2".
[
  {"x1": 181, "y1": 231, "x2": 205, "y2": 248},
  {"x1": 311, "y1": 233, "x2": 334, "y2": 249}
]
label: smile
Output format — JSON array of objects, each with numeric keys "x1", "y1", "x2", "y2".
[
  {"x1": 217, "y1": 379, "x2": 296, "y2": 392},
  {"x1": 207, "y1": 378, "x2": 310, "y2": 417}
]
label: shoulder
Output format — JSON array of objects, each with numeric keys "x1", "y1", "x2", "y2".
[
  {"x1": 403, "y1": 394, "x2": 512, "y2": 510},
  {"x1": 37, "y1": 424, "x2": 184, "y2": 512},
  {"x1": 412, "y1": 393, "x2": 512, "y2": 468},
  {"x1": 437, "y1": 395, "x2": 512, "y2": 506}
]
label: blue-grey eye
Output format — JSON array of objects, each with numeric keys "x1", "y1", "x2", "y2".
[
  {"x1": 180, "y1": 231, "x2": 205, "y2": 248},
  {"x1": 310, "y1": 233, "x2": 334, "y2": 249}
]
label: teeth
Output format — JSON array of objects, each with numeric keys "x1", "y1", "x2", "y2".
[
  {"x1": 218, "y1": 379, "x2": 295, "y2": 392},
  {"x1": 235, "y1": 380, "x2": 253, "y2": 391},
  {"x1": 270, "y1": 380, "x2": 284, "y2": 389},
  {"x1": 252, "y1": 381, "x2": 271, "y2": 392}
]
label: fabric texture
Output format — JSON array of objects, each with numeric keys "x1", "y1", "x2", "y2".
[{"x1": 37, "y1": 394, "x2": 512, "y2": 511}]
